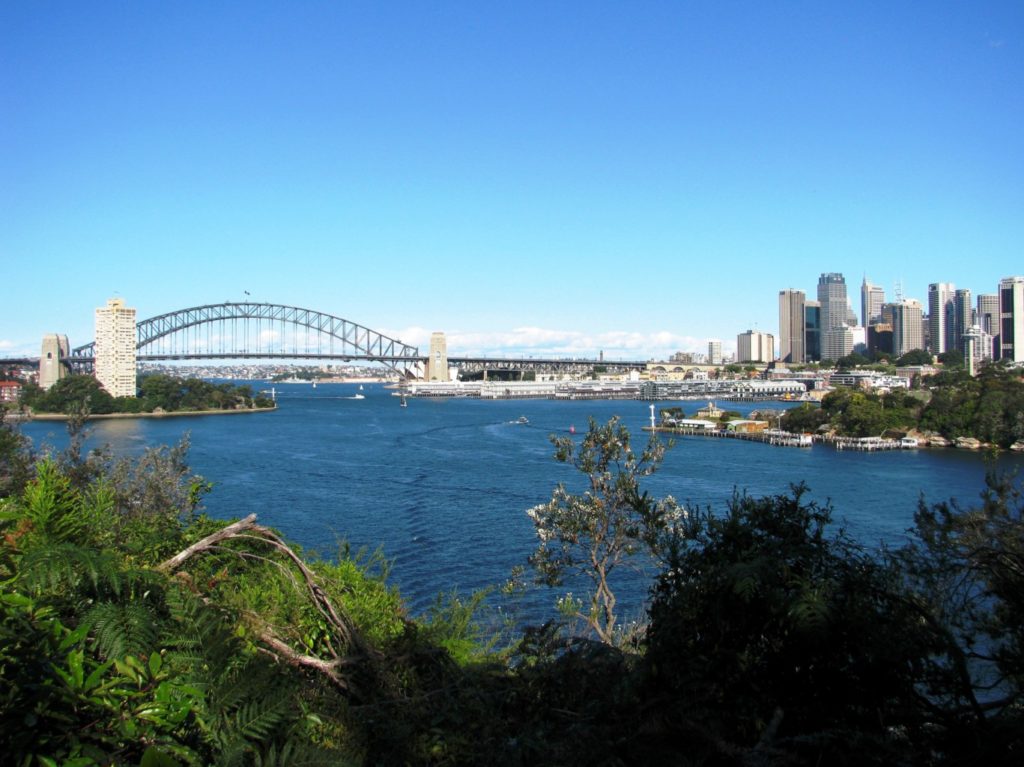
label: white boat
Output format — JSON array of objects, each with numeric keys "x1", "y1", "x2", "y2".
[
  {"x1": 900, "y1": 437, "x2": 919, "y2": 448},
  {"x1": 400, "y1": 393, "x2": 408, "y2": 408}
]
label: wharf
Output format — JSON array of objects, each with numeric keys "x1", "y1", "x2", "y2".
[
  {"x1": 826, "y1": 436, "x2": 904, "y2": 451},
  {"x1": 644, "y1": 426, "x2": 813, "y2": 448}
]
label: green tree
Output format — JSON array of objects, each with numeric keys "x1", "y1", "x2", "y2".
[
  {"x1": 937, "y1": 350, "x2": 965, "y2": 368},
  {"x1": 642, "y1": 486, "x2": 941, "y2": 764},
  {"x1": 524, "y1": 417, "x2": 680, "y2": 644},
  {"x1": 26, "y1": 374, "x2": 116, "y2": 414},
  {"x1": 897, "y1": 348, "x2": 933, "y2": 366},
  {"x1": 890, "y1": 473, "x2": 1024, "y2": 761},
  {"x1": 780, "y1": 402, "x2": 827, "y2": 433},
  {"x1": 837, "y1": 351, "x2": 870, "y2": 369},
  {"x1": 0, "y1": 412, "x2": 33, "y2": 498}
]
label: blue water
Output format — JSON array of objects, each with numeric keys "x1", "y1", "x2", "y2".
[{"x1": 19, "y1": 383, "x2": 1023, "y2": 627}]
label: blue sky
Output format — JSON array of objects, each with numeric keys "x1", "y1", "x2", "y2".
[{"x1": 2, "y1": 2, "x2": 1021, "y2": 359}]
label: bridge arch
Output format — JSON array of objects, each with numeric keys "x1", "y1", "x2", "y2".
[{"x1": 72, "y1": 302, "x2": 422, "y2": 374}]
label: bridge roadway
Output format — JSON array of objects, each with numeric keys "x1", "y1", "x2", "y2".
[{"x1": 1, "y1": 353, "x2": 649, "y2": 374}]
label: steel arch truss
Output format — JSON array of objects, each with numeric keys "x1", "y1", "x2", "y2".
[{"x1": 72, "y1": 302, "x2": 422, "y2": 374}]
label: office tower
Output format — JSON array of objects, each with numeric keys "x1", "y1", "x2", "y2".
[
  {"x1": 999, "y1": 276, "x2": 1024, "y2": 362},
  {"x1": 977, "y1": 293, "x2": 999, "y2": 335},
  {"x1": 953, "y1": 289, "x2": 972, "y2": 356},
  {"x1": 861, "y1": 277, "x2": 885, "y2": 327},
  {"x1": 426, "y1": 332, "x2": 449, "y2": 381},
  {"x1": 817, "y1": 273, "x2": 846, "y2": 332},
  {"x1": 708, "y1": 340, "x2": 723, "y2": 365},
  {"x1": 891, "y1": 300, "x2": 924, "y2": 358},
  {"x1": 737, "y1": 330, "x2": 774, "y2": 363},
  {"x1": 39, "y1": 334, "x2": 69, "y2": 390},
  {"x1": 928, "y1": 283, "x2": 956, "y2": 354},
  {"x1": 818, "y1": 273, "x2": 852, "y2": 361},
  {"x1": 804, "y1": 301, "x2": 821, "y2": 361},
  {"x1": 94, "y1": 297, "x2": 137, "y2": 398},
  {"x1": 822, "y1": 327, "x2": 853, "y2": 361},
  {"x1": 867, "y1": 323, "x2": 893, "y2": 356},
  {"x1": 778, "y1": 289, "x2": 805, "y2": 364}
]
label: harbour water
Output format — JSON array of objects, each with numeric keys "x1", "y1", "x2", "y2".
[{"x1": 18, "y1": 382, "x2": 1024, "y2": 628}]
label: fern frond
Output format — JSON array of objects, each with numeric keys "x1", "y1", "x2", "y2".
[
  {"x1": 16, "y1": 543, "x2": 121, "y2": 597},
  {"x1": 84, "y1": 600, "x2": 162, "y2": 659}
]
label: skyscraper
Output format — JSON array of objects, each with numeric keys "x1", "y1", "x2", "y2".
[
  {"x1": 953, "y1": 288, "x2": 972, "y2": 356},
  {"x1": 977, "y1": 293, "x2": 999, "y2": 359},
  {"x1": 707, "y1": 339, "x2": 723, "y2": 365},
  {"x1": 977, "y1": 293, "x2": 999, "y2": 335},
  {"x1": 778, "y1": 289, "x2": 805, "y2": 364},
  {"x1": 94, "y1": 297, "x2": 137, "y2": 398},
  {"x1": 999, "y1": 276, "x2": 1024, "y2": 362},
  {"x1": 804, "y1": 301, "x2": 821, "y2": 362},
  {"x1": 818, "y1": 273, "x2": 853, "y2": 361},
  {"x1": 890, "y1": 300, "x2": 924, "y2": 358},
  {"x1": 818, "y1": 273, "x2": 846, "y2": 332},
  {"x1": 861, "y1": 277, "x2": 885, "y2": 326},
  {"x1": 928, "y1": 283, "x2": 955, "y2": 354}
]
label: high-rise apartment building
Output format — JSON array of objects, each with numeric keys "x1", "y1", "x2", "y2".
[
  {"x1": 861, "y1": 277, "x2": 885, "y2": 327},
  {"x1": 737, "y1": 330, "x2": 774, "y2": 363},
  {"x1": 890, "y1": 300, "x2": 925, "y2": 358},
  {"x1": 928, "y1": 282, "x2": 955, "y2": 354},
  {"x1": 778, "y1": 289, "x2": 805, "y2": 364},
  {"x1": 999, "y1": 276, "x2": 1024, "y2": 362},
  {"x1": 804, "y1": 301, "x2": 821, "y2": 362},
  {"x1": 94, "y1": 297, "x2": 137, "y2": 398},
  {"x1": 707, "y1": 340, "x2": 723, "y2": 365},
  {"x1": 39, "y1": 334, "x2": 70, "y2": 390}
]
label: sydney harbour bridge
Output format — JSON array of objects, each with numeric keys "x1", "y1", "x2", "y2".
[{"x1": 11, "y1": 302, "x2": 646, "y2": 379}]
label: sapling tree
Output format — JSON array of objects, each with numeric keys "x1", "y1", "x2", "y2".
[{"x1": 525, "y1": 416, "x2": 680, "y2": 644}]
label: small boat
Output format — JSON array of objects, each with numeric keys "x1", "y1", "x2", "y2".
[
  {"x1": 400, "y1": 393, "x2": 408, "y2": 408},
  {"x1": 347, "y1": 393, "x2": 365, "y2": 400},
  {"x1": 359, "y1": 384, "x2": 364, "y2": 391},
  {"x1": 516, "y1": 416, "x2": 529, "y2": 425},
  {"x1": 312, "y1": 381, "x2": 317, "y2": 388}
]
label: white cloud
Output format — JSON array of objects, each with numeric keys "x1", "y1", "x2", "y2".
[
  {"x1": 381, "y1": 325, "x2": 723, "y2": 360},
  {"x1": 0, "y1": 339, "x2": 38, "y2": 357}
]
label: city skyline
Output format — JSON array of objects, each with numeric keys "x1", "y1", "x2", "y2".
[{"x1": 2, "y1": 3, "x2": 1021, "y2": 359}]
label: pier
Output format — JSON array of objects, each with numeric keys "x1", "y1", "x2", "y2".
[{"x1": 644, "y1": 425, "x2": 813, "y2": 448}]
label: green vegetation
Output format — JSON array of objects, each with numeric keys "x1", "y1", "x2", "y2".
[
  {"x1": 782, "y1": 363, "x2": 1024, "y2": 446},
  {"x1": 1, "y1": 416, "x2": 1022, "y2": 764},
  {"x1": 919, "y1": 363, "x2": 1024, "y2": 447},
  {"x1": 523, "y1": 417, "x2": 680, "y2": 644},
  {"x1": 896, "y1": 348, "x2": 933, "y2": 366},
  {"x1": 20, "y1": 374, "x2": 274, "y2": 416}
]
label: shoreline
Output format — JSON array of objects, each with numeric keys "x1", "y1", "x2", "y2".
[{"x1": 25, "y1": 405, "x2": 277, "y2": 422}]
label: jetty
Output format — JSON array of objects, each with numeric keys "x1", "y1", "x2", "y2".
[{"x1": 645, "y1": 425, "x2": 813, "y2": 448}]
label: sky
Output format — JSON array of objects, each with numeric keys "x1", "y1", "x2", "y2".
[{"x1": 2, "y1": 1, "x2": 1022, "y2": 360}]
